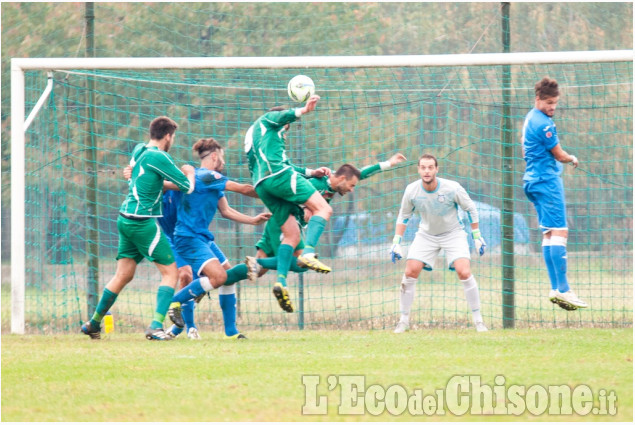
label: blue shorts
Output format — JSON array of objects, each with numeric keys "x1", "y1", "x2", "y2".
[
  {"x1": 166, "y1": 236, "x2": 189, "y2": 269},
  {"x1": 174, "y1": 235, "x2": 228, "y2": 277},
  {"x1": 523, "y1": 178, "x2": 567, "y2": 232}
]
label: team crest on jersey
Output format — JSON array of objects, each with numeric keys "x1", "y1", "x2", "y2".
[
  {"x1": 437, "y1": 194, "x2": 445, "y2": 203},
  {"x1": 546, "y1": 131, "x2": 553, "y2": 138}
]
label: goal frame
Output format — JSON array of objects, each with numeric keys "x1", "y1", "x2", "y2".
[{"x1": 10, "y1": 50, "x2": 633, "y2": 333}]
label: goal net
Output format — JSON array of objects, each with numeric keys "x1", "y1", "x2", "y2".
[{"x1": 11, "y1": 52, "x2": 633, "y2": 333}]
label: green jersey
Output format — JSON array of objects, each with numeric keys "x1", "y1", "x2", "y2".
[
  {"x1": 120, "y1": 143, "x2": 193, "y2": 217},
  {"x1": 244, "y1": 108, "x2": 310, "y2": 186}
]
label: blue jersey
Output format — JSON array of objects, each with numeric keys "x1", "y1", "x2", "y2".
[
  {"x1": 522, "y1": 107, "x2": 563, "y2": 182},
  {"x1": 157, "y1": 190, "x2": 182, "y2": 240},
  {"x1": 174, "y1": 167, "x2": 228, "y2": 241}
]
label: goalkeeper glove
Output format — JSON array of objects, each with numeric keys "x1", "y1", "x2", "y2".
[
  {"x1": 472, "y1": 229, "x2": 487, "y2": 256},
  {"x1": 390, "y1": 235, "x2": 403, "y2": 263}
]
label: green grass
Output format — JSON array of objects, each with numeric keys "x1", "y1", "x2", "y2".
[{"x1": 2, "y1": 329, "x2": 632, "y2": 421}]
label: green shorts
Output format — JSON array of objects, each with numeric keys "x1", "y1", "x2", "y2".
[
  {"x1": 116, "y1": 215, "x2": 175, "y2": 265},
  {"x1": 256, "y1": 218, "x2": 305, "y2": 256},
  {"x1": 256, "y1": 169, "x2": 317, "y2": 228}
]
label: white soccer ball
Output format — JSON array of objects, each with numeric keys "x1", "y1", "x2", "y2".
[{"x1": 287, "y1": 75, "x2": 315, "y2": 103}]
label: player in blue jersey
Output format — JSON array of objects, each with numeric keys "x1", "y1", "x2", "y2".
[
  {"x1": 165, "y1": 137, "x2": 270, "y2": 339},
  {"x1": 522, "y1": 77, "x2": 587, "y2": 310},
  {"x1": 157, "y1": 190, "x2": 193, "y2": 290}
]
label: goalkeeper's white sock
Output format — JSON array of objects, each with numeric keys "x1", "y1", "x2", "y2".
[
  {"x1": 399, "y1": 275, "x2": 417, "y2": 324},
  {"x1": 461, "y1": 275, "x2": 483, "y2": 324}
]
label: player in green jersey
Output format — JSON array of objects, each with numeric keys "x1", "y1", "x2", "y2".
[
  {"x1": 81, "y1": 116, "x2": 196, "y2": 341},
  {"x1": 246, "y1": 153, "x2": 407, "y2": 286},
  {"x1": 244, "y1": 95, "x2": 334, "y2": 312}
]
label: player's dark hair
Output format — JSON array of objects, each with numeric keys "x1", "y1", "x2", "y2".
[
  {"x1": 149, "y1": 116, "x2": 178, "y2": 140},
  {"x1": 535, "y1": 77, "x2": 559, "y2": 99},
  {"x1": 192, "y1": 137, "x2": 223, "y2": 159},
  {"x1": 268, "y1": 106, "x2": 286, "y2": 112},
  {"x1": 335, "y1": 164, "x2": 361, "y2": 180},
  {"x1": 418, "y1": 153, "x2": 438, "y2": 167}
]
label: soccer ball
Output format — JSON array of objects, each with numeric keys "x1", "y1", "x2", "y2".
[{"x1": 287, "y1": 75, "x2": 315, "y2": 103}]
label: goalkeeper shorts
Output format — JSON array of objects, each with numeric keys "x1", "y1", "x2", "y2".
[{"x1": 407, "y1": 228, "x2": 471, "y2": 271}]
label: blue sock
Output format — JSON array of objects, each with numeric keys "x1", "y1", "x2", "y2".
[
  {"x1": 542, "y1": 243, "x2": 558, "y2": 291},
  {"x1": 173, "y1": 278, "x2": 206, "y2": 304},
  {"x1": 170, "y1": 324, "x2": 184, "y2": 336},
  {"x1": 550, "y1": 242, "x2": 570, "y2": 293},
  {"x1": 182, "y1": 299, "x2": 196, "y2": 330},
  {"x1": 219, "y1": 290, "x2": 238, "y2": 337}
]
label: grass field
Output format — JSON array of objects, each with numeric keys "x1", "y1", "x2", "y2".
[{"x1": 2, "y1": 329, "x2": 632, "y2": 421}]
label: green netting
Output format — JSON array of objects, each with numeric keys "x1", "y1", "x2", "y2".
[{"x1": 19, "y1": 60, "x2": 632, "y2": 333}]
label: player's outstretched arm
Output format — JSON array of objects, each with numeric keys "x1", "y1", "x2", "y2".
[
  {"x1": 388, "y1": 153, "x2": 407, "y2": 167},
  {"x1": 217, "y1": 197, "x2": 271, "y2": 225},
  {"x1": 225, "y1": 180, "x2": 259, "y2": 198},
  {"x1": 359, "y1": 152, "x2": 407, "y2": 180}
]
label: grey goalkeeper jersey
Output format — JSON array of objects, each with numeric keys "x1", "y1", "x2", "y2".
[{"x1": 397, "y1": 177, "x2": 479, "y2": 236}]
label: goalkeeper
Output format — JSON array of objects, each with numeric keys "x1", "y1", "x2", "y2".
[
  {"x1": 390, "y1": 153, "x2": 487, "y2": 333},
  {"x1": 245, "y1": 154, "x2": 407, "y2": 294}
]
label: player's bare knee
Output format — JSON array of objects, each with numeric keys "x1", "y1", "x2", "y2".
[
  {"x1": 404, "y1": 266, "x2": 421, "y2": 279},
  {"x1": 178, "y1": 269, "x2": 192, "y2": 288},
  {"x1": 404, "y1": 260, "x2": 424, "y2": 278},
  {"x1": 318, "y1": 203, "x2": 333, "y2": 220},
  {"x1": 116, "y1": 271, "x2": 135, "y2": 285},
  {"x1": 211, "y1": 268, "x2": 228, "y2": 289},
  {"x1": 158, "y1": 264, "x2": 179, "y2": 283},
  {"x1": 455, "y1": 265, "x2": 472, "y2": 280},
  {"x1": 281, "y1": 231, "x2": 301, "y2": 247}
]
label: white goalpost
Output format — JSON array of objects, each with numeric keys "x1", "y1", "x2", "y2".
[{"x1": 10, "y1": 50, "x2": 633, "y2": 334}]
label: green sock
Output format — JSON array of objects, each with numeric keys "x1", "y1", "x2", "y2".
[
  {"x1": 276, "y1": 244, "x2": 294, "y2": 287},
  {"x1": 151, "y1": 285, "x2": 175, "y2": 329},
  {"x1": 90, "y1": 288, "x2": 118, "y2": 328},
  {"x1": 257, "y1": 257, "x2": 278, "y2": 269},
  {"x1": 304, "y1": 216, "x2": 327, "y2": 255},
  {"x1": 225, "y1": 264, "x2": 248, "y2": 285},
  {"x1": 257, "y1": 257, "x2": 307, "y2": 273}
]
